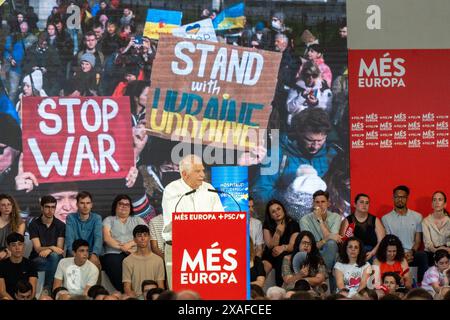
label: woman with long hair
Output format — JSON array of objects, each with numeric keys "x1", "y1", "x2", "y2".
[
  {"x1": 281, "y1": 230, "x2": 326, "y2": 290},
  {"x1": 373, "y1": 234, "x2": 412, "y2": 289},
  {"x1": 0, "y1": 194, "x2": 25, "y2": 260},
  {"x1": 333, "y1": 237, "x2": 372, "y2": 297},
  {"x1": 422, "y1": 191, "x2": 450, "y2": 265},
  {"x1": 262, "y1": 199, "x2": 300, "y2": 286}
]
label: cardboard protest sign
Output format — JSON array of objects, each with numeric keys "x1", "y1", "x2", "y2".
[
  {"x1": 145, "y1": 34, "x2": 281, "y2": 150},
  {"x1": 21, "y1": 96, "x2": 134, "y2": 183}
]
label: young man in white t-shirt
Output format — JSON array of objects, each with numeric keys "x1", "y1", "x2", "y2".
[{"x1": 53, "y1": 239, "x2": 99, "y2": 296}]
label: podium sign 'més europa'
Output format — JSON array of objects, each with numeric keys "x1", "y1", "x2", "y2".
[{"x1": 172, "y1": 211, "x2": 248, "y2": 299}]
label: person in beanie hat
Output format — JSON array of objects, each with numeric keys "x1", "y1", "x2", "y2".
[
  {"x1": 16, "y1": 70, "x2": 48, "y2": 117},
  {"x1": 22, "y1": 70, "x2": 47, "y2": 97},
  {"x1": 80, "y1": 53, "x2": 96, "y2": 71},
  {"x1": 65, "y1": 53, "x2": 99, "y2": 96}
]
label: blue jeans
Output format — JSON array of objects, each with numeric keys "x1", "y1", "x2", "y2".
[
  {"x1": 33, "y1": 253, "x2": 63, "y2": 290},
  {"x1": 320, "y1": 240, "x2": 339, "y2": 272},
  {"x1": 320, "y1": 240, "x2": 339, "y2": 293}
]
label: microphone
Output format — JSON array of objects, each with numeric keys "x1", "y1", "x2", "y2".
[
  {"x1": 174, "y1": 189, "x2": 196, "y2": 213},
  {"x1": 208, "y1": 188, "x2": 242, "y2": 212}
]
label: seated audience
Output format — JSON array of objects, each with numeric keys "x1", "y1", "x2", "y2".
[
  {"x1": 422, "y1": 191, "x2": 449, "y2": 265},
  {"x1": 333, "y1": 237, "x2": 372, "y2": 297},
  {"x1": 281, "y1": 231, "x2": 327, "y2": 291},
  {"x1": 421, "y1": 249, "x2": 449, "y2": 296},
  {"x1": 122, "y1": 225, "x2": 165, "y2": 298},
  {"x1": 0, "y1": 233, "x2": 37, "y2": 299},
  {"x1": 53, "y1": 239, "x2": 99, "y2": 296},
  {"x1": 262, "y1": 200, "x2": 300, "y2": 287},
  {"x1": 102, "y1": 194, "x2": 146, "y2": 292},
  {"x1": 29, "y1": 195, "x2": 65, "y2": 293},
  {"x1": 373, "y1": 234, "x2": 412, "y2": 289},
  {"x1": 382, "y1": 185, "x2": 428, "y2": 282},
  {"x1": 382, "y1": 271, "x2": 402, "y2": 295},
  {"x1": 0, "y1": 194, "x2": 25, "y2": 261},
  {"x1": 339, "y1": 193, "x2": 385, "y2": 261},
  {"x1": 14, "y1": 279, "x2": 34, "y2": 300}
]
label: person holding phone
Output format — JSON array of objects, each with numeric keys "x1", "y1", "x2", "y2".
[{"x1": 286, "y1": 61, "x2": 332, "y2": 127}]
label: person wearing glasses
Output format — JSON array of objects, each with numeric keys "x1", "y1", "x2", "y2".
[
  {"x1": 64, "y1": 191, "x2": 103, "y2": 271},
  {"x1": 381, "y1": 185, "x2": 428, "y2": 283},
  {"x1": 281, "y1": 230, "x2": 327, "y2": 291},
  {"x1": 28, "y1": 195, "x2": 65, "y2": 294},
  {"x1": 102, "y1": 194, "x2": 146, "y2": 292}
]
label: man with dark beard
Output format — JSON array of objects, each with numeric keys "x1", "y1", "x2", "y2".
[{"x1": 381, "y1": 185, "x2": 428, "y2": 283}]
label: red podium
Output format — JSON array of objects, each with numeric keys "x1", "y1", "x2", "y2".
[{"x1": 172, "y1": 211, "x2": 248, "y2": 300}]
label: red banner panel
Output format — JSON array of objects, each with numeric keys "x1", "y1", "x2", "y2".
[
  {"x1": 21, "y1": 96, "x2": 135, "y2": 183},
  {"x1": 172, "y1": 211, "x2": 247, "y2": 299},
  {"x1": 349, "y1": 50, "x2": 449, "y2": 217}
]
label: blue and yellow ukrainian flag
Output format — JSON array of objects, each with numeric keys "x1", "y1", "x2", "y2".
[
  {"x1": 213, "y1": 2, "x2": 245, "y2": 31},
  {"x1": 144, "y1": 9, "x2": 183, "y2": 40}
]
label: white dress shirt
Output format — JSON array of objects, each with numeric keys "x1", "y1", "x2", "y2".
[{"x1": 161, "y1": 178, "x2": 224, "y2": 242}]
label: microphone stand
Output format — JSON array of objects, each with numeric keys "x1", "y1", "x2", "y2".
[{"x1": 208, "y1": 188, "x2": 242, "y2": 212}]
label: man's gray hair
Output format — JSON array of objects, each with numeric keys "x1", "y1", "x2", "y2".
[
  {"x1": 275, "y1": 33, "x2": 288, "y2": 43},
  {"x1": 179, "y1": 154, "x2": 202, "y2": 176},
  {"x1": 266, "y1": 286, "x2": 286, "y2": 300}
]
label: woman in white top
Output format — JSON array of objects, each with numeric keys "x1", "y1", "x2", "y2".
[
  {"x1": 422, "y1": 191, "x2": 450, "y2": 265},
  {"x1": 333, "y1": 237, "x2": 372, "y2": 297}
]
